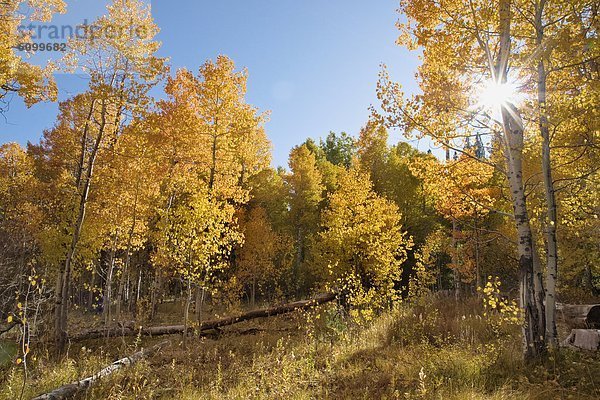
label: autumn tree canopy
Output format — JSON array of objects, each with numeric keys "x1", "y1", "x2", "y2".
[{"x1": 0, "y1": 0, "x2": 597, "y2": 376}]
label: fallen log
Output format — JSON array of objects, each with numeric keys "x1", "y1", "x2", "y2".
[
  {"x1": 557, "y1": 303, "x2": 600, "y2": 328},
  {"x1": 32, "y1": 340, "x2": 170, "y2": 400},
  {"x1": 561, "y1": 329, "x2": 600, "y2": 351},
  {"x1": 70, "y1": 293, "x2": 336, "y2": 341}
]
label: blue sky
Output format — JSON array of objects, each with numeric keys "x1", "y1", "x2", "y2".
[{"x1": 2, "y1": 0, "x2": 429, "y2": 168}]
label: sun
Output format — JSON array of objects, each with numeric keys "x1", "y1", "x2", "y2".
[{"x1": 475, "y1": 79, "x2": 523, "y2": 114}]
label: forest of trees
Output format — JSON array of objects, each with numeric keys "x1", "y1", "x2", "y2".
[{"x1": 0, "y1": 0, "x2": 598, "y2": 398}]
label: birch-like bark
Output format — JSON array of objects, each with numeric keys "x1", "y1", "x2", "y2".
[
  {"x1": 102, "y1": 239, "x2": 117, "y2": 325},
  {"x1": 535, "y1": 0, "x2": 559, "y2": 348},
  {"x1": 116, "y1": 180, "x2": 140, "y2": 319},
  {"x1": 475, "y1": 214, "x2": 481, "y2": 295},
  {"x1": 498, "y1": 0, "x2": 546, "y2": 359},
  {"x1": 115, "y1": 254, "x2": 128, "y2": 319},
  {"x1": 183, "y1": 279, "x2": 192, "y2": 347},
  {"x1": 55, "y1": 99, "x2": 108, "y2": 353},
  {"x1": 32, "y1": 341, "x2": 170, "y2": 400},
  {"x1": 452, "y1": 218, "x2": 460, "y2": 300},
  {"x1": 150, "y1": 269, "x2": 162, "y2": 321},
  {"x1": 195, "y1": 286, "x2": 206, "y2": 323},
  {"x1": 501, "y1": 103, "x2": 546, "y2": 358}
]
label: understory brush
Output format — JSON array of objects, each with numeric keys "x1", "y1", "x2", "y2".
[{"x1": 1, "y1": 295, "x2": 599, "y2": 399}]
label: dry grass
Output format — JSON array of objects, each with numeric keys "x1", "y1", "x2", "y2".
[{"x1": 2, "y1": 295, "x2": 600, "y2": 399}]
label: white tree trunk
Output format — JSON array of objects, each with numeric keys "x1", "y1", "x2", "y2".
[
  {"x1": 534, "y1": 0, "x2": 559, "y2": 348},
  {"x1": 497, "y1": 0, "x2": 546, "y2": 359}
]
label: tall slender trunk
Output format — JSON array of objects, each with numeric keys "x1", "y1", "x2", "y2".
[
  {"x1": 150, "y1": 269, "x2": 162, "y2": 320},
  {"x1": 125, "y1": 273, "x2": 130, "y2": 306},
  {"x1": 535, "y1": 0, "x2": 559, "y2": 349},
  {"x1": 135, "y1": 269, "x2": 142, "y2": 310},
  {"x1": 502, "y1": 105, "x2": 546, "y2": 358},
  {"x1": 195, "y1": 286, "x2": 205, "y2": 323},
  {"x1": 452, "y1": 218, "x2": 460, "y2": 300},
  {"x1": 55, "y1": 98, "x2": 95, "y2": 351},
  {"x1": 116, "y1": 184, "x2": 139, "y2": 319},
  {"x1": 115, "y1": 257, "x2": 128, "y2": 320},
  {"x1": 150, "y1": 193, "x2": 174, "y2": 320},
  {"x1": 497, "y1": 0, "x2": 546, "y2": 359},
  {"x1": 475, "y1": 215, "x2": 481, "y2": 295},
  {"x1": 194, "y1": 285, "x2": 203, "y2": 323},
  {"x1": 55, "y1": 99, "x2": 108, "y2": 354},
  {"x1": 103, "y1": 238, "x2": 118, "y2": 325},
  {"x1": 87, "y1": 268, "x2": 96, "y2": 311},
  {"x1": 294, "y1": 226, "x2": 303, "y2": 295},
  {"x1": 183, "y1": 279, "x2": 192, "y2": 347}
]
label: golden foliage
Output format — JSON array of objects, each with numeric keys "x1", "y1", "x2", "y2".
[{"x1": 317, "y1": 168, "x2": 413, "y2": 308}]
